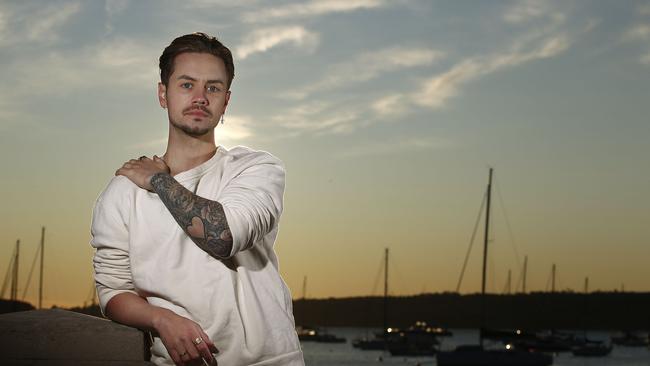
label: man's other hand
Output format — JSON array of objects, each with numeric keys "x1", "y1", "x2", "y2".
[
  {"x1": 152, "y1": 308, "x2": 219, "y2": 366},
  {"x1": 116, "y1": 155, "x2": 170, "y2": 191}
]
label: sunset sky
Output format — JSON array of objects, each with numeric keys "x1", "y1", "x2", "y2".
[{"x1": 1, "y1": 0, "x2": 649, "y2": 308}]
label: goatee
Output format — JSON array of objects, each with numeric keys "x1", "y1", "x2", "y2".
[{"x1": 170, "y1": 120, "x2": 212, "y2": 137}]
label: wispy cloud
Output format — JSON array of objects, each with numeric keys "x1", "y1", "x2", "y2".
[
  {"x1": 371, "y1": 94, "x2": 408, "y2": 118},
  {"x1": 105, "y1": 0, "x2": 129, "y2": 34},
  {"x1": 271, "y1": 101, "x2": 360, "y2": 135},
  {"x1": 621, "y1": 24, "x2": 650, "y2": 65},
  {"x1": 284, "y1": 47, "x2": 444, "y2": 99},
  {"x1": 413, "y1": 34, "x2": 569, "y2": 109},
  {"x1": 236, "y1": 26, "x2": 319, "y2": 59},
  {"x1": 335, "y1": 136, "x2": 453, "y2": 159},
  {"x1": 0, "y1": 1, "x2": 81, "y2": 46},
  {"x1": 184, "y1": 0, "x2": 259, "y2": 8},
  {"x1": 503, "y1": 0, "x2": 549, "y2": 24},
  {"x1": 3, "y1": 37, "x2": 158, "y2": 100},
  {"x1": 242, "y1": 0, "x2": 386, "y2": 23},
  {"x1": 622, "y1": 24, "x2": 650, "y2": 42},
  {"x1": 28, "y1": 2, "x2": 81, "y2": 42}
]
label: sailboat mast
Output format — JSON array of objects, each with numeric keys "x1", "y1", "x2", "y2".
[
  {"x1": 39, "y1": 226, "x2": 45, "y2": 309},
  {"x1": 522, "y1": 256, "x2": 528, "y2": 294},
  {"x1": 480, "y1": 168, "x2": 493, "y2": 347},
  {"x1": 12, "y1": 240, "x2": 20, "y2": 302},
  {"x1": 551, "y1": 263, "x2": 556, "y2": 293},
  {"x1": 383, "y1": 247, "x2": 388, "y2": 334}
]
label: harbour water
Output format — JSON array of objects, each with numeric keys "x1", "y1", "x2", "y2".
[{"x1": 301, "y1": 328, "x2": 650, "y2": 366}]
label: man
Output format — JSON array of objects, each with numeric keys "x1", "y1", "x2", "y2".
[{"x1": 90, "y1": 33, "x2": 304, "y2": 366}]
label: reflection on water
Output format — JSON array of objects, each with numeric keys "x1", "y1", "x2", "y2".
[{"x1": 302, "y1": 328, "x2": 650, "y2": 366}]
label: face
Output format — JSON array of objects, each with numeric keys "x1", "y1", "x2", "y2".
[{"x1": 158, "y1": 52, "x2": 231, "y2": 137}]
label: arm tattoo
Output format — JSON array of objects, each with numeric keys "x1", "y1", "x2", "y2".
[{"x1": 150, "y1": 173, "x2": 233, "y2": 259}]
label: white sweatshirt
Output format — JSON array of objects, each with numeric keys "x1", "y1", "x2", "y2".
[{"x1": 90, "y1": 146, "x2": 304, "y2": 366}]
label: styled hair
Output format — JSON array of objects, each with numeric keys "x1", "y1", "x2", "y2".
[{"x1": 159, "y1": 32, "x2": 235, "y2": 89}]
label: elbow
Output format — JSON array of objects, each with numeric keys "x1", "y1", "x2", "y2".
[{"x1": 201, "y1": 234, "x2": 234, "y2": 260}]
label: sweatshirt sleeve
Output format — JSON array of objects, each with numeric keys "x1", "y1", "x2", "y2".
[
  {"x1": 219, "y1": 150, "x2": 286, "y2": 257},
  {"x1": 90, "y1": 177, "x2": 137, "y2": 314}
]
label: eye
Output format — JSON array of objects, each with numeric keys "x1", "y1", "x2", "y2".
[
  {"x1": 206, "y1": 85, "x2": 221, "y2": 93},
  {"x1": 180, "y1": 82, "x2": 193, "y2": 89}
]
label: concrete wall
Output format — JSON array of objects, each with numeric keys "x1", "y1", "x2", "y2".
[{"x1": 0, "y1": 309, "x2": 153, "y2": 365}]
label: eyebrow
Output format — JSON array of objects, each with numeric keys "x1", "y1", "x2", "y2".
[{"x1": 177, "y1": 74, "x2": 225, "y2": 85}]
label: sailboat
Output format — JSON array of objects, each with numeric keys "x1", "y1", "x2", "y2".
[
  {"x1": 570, "y1": 277, "x2": 612, "y2": 357},
  {"x1": 436, "y1": 168, "x2": 553, "y2": 366},
  {"x1": 352, "y1": 249, "x2": 442, "y2": 355},
  {"x1": 352, "y1": 248, "x2": 391, "y2": 350}
]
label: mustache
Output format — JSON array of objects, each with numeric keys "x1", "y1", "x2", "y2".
[{"x1": 183, "y1": 106, "x2": 212, "y2": 116}]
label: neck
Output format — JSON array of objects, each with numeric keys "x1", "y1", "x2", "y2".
[{"x1": 163, "y1": 126, "x2": 218, "y2": 176}]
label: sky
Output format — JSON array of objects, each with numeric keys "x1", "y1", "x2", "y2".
[{"x1": 1, "y1": 0, "x2": 649, "y2": 308}]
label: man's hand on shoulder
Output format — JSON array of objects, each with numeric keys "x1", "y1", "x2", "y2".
[{"x1": 116, "y1": 155, "x2": 170, "y2": 191}]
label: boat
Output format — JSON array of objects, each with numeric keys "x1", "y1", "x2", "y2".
[
  {"x1": 612, "y1": 331, "x2": 649, "y2": 347},
  {"x1": 513, "y1": 330, "x2": 581, "y2": 353},
  {"x1": 352, "y1": 248, "x2": 391, "y2": 351},
  {"x1": 296, "y1": 325, "x2": 346, "y2": 343},
  {"x1": 386, "y1": 321, "x2": 439, "y2": 356},
  {"x1": 568, "y1": 278, "x2": 611, "y2": 357},
  {"x1": 436, "y1": 168, "x2": 553, "y2": 366},
  {"x1": 571, "y1": 341, "x2": 612, "y2": 357}
]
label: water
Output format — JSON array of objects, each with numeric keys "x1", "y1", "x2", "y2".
[{"x1": 301, "y1": 328, "x2": 650, "y2": 366}]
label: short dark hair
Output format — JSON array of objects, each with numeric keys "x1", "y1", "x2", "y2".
[{"x1": 159, "y1": 32, "x2": 235, "y2": 89}]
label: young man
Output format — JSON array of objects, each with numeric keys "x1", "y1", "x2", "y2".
[{"x1": 90, "y1": 33, "x2": 304, "y2": 366}]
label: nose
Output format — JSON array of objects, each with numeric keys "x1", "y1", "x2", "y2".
[{"x1": 192, "y1": 88, "x2": 208, "y2": 106}]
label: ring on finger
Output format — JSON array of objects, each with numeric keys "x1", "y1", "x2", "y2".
[{"x1": 193, "y1": 337, "x2": 203, "y2": 346}]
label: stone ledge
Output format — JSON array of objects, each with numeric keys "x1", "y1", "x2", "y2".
[{"x1": 0, "y1": 309, "x2": 152, "y2": 364}]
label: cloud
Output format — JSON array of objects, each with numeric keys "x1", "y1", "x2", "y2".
[
  {"x1": 0, "y1": 1, "x2": 81, "y2": 47},
  {"x1": 3, "y1": 37, "x2": 158, "y2": 100},
  {"x1": 503, "y1": 0, "x2": 549, "y2": 24},
  {"x1": 622, "y1": 24, "x2": 650, "y2": 42},
  {"x1": 621, "y1": 24, "x2": 650, "y2": 65},
  {"x1": 412, "y1": 59, "x2": 480, "y2": 109},
  {"x1": 184, "y1": 0, "x2": 259, "y2": 8},
  {"x1": 285, "y1": 47, "x2": 444, "y2": 99},
  {"x1": 335, "y1": 136, "x2": 453, "y2": 158},
  {"x1": 105, "y1": 0, "x2": 129, "y2": 34},
  {"x1": 270, "y1": 101, "x2": 360, "y2": 135},
  {"x1": 242, "y1": 0, "x2": 386, "y2": 23},
  {"x1": 371, "y1": 94, "x2": 408, "y2": 118},
  {"x1": 236, "y1": 26, "x2": 319, "y2": 59},
  {"x1": 413, "y1": 34, "x2": 569, "y2": 109},
  {"x1": 28, "y1": 2, "x2": 81, "y2": 42}
]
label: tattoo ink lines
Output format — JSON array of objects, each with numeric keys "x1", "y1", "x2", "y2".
[{"x1": 150, "y1": 173, "x2": 233, "y2": 259}]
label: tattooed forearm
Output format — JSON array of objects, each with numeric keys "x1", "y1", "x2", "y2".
[{"x1": 150, "y1": 172, "x2": 233, "y2": 259}]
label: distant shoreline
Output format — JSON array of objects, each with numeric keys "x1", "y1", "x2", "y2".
[{"x1": 4, "y1": 292, "x2": 650, "y2": 330}]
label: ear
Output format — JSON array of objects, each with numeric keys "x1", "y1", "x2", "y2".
[{"x1": 158, "y1": 82, "x2": 167, "y2": 109}]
